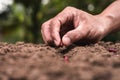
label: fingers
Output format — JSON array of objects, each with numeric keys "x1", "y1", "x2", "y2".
[
  {"x1": 41, "y1": 7, "x2": 77, "y2": 46},
  {"x1": 50, "y1": 19, "x2": 61, "y2": 46},
  {"x1": 41, "y1": 6, "x2": 105, "y2": 47},
  {"x1": 41, "y1": 20, "x2": 53, "y2": 45},
  {"x1": 62, "y1": 25, "x2": 87, "y2": 46},
  {"x1": 41, "y1": 18, "x2": 62, "y2": 46}
]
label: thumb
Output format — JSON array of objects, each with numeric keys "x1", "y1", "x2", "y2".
[{"x1": 62, "y1": 28, "x2": 85, "y2": 46}]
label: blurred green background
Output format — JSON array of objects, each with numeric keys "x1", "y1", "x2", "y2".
[{"x1": 0, "y1": 0, "x2": 120, "y2": 44}]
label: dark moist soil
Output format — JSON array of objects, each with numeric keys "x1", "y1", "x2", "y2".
[{"x1": 0, "y1": 41, "x2": 120, "y2": 80}]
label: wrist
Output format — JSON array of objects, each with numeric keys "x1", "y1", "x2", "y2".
[
  {"x1": 97, "y1": 13, "x2": 114, "y2": 36},
  {"x1": 98, "y1": 0, "x2": 120, "y2": 34}
]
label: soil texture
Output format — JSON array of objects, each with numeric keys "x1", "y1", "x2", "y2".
[{"x1": 0, "y1": 41, "x2": 120, "y2": 80}]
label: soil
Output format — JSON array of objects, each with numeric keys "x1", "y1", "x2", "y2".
[{"x1": 0, "y1": 41, "x2": 120, "y2": 80}]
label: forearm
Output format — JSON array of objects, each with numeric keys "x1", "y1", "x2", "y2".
[{"x1": 99, "y1": 0, "x2": 120, "y2": 33}]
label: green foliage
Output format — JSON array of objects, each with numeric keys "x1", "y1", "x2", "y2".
[{"x1": 0, "y1": 0, "x2": 119, "y2": 43}]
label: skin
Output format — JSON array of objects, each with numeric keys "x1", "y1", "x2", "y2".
[{"x1": 41, "y1": 0, "x2": 120, "y2": 46}]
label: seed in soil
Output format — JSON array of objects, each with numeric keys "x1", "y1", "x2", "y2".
[
  {"x1": 108, "y1": 48, "x2": 118, "y2": 53},
  {"x1": 63, "y1": 56, "x2": 69, "y2": 63}
]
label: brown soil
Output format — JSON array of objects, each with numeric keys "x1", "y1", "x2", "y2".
[{"x1": 0, "y1": 41, "x2": 120, "y2": 80}]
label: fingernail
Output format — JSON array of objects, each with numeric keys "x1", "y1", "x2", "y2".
[
  {"x1": 63, "y1": 36, "x2": 71, "y2": 46},
  {"x1": 60, "y1": 41, "x2": 63, "y2": 46},
  {"x1": 54, "y1": 40, "x2": 59, "y2": 46}
]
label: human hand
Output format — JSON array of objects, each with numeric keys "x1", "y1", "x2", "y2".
[{"x1": 41, "y1": 7, "x2": 110, "y2": 46}]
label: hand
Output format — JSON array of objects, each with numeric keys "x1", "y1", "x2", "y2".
[{"x1": 41, "y1": 7, "x2": 109, "y2": 46}]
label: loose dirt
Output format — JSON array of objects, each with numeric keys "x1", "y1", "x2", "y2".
[{"x1": 0, "y1": 41, "x2": 120, "y2": 80}]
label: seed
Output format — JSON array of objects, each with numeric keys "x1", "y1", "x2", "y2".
[
  {"x1": 63, "y1": 56, "x2": 69, "y2": 63},
  {"x1": 108, "y1": 48, "x2": 117, "y2": 53}
]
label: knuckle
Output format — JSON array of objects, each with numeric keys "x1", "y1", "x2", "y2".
[
  {"x1": 41, "y1": 22, "x2": 47, "y2": 29},
  {"x1": 65, "y1": 6, "x2": 79, "y2": 12},
  {"x1": 41, "y1": 19, "x2": 52, "y2": 29},
  {"x1": 63, "y1": 6, "x2": 74, "y2": 12},
  {"x1": 50, "y1": 19, "x2": 56, "y2": 25},
  {"x1": 96, "y1": 27, "x2": 105, "y2": 38},
  {"x1": 65, "y1": 6, "x2": 74, "y2": 10},
  {"x1": 99, "y1": 28, "x2": 105, "y2": 35}
]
